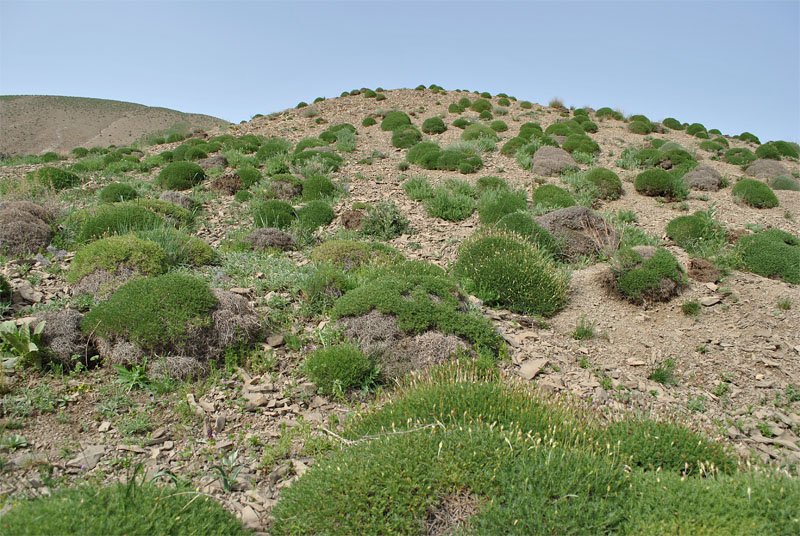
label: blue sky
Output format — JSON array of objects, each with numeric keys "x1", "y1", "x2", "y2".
[{"x1": 2, "y1": 0, "x2": 798, "y2": 142}]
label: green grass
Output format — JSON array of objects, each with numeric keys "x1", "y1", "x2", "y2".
[
  {"x1": 424, "y1": 186, "x2": 475, "y2": 221},
  {"x1": 648, "y1": 358, "x2": 678, "y2": 385}
]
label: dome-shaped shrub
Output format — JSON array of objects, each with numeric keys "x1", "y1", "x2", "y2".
[
  {"x1": 724, "y1": 148, "x2": 757, "y2": 166},
  {"x1": 407, "y1": 142, "x2": 441, "y2": 168},
  {"x1": 700, "y1": 141, "x2": 725, "y2": 153},
  {"x1": 736, "y1": 229, "x2": 799, "y2": 284},
  {"x1": 497, "y1": 97, "x2": 510, "y2": 107},
  {"x1": 662, "y1": 118, "x2": 683, "y2": 130},
  {"x1": 532, "y1": 184, "x2": 576, "y2": 209},
  {"x1": 462, "y1": 123, "x2": 499, "y2": 141},
  {"x1": 495, "y1": 212, "x2": 560, "y2": 256},
  {"x1": 303, "y1": 344, "x2": 375, "y2": 395},
  {"x1": 634, "y1": 148, "x2": 663, "y2": 166},
  {"x1": 737, "y1": 132, "x2": 760, "y2": 144},
  {"x1": 629, "y1": 121, "x2": 653, "y2": 134},
  {"x1": 236, "y1": 166, "x2": 262, "y2": 188},
  {"x1": 391, "y1": 126, "x2": 422, "y2": 148},
  {"x1": 634, "y1": 169, "x2": 687, "y2": 199},
  {"x1": 478, "y1": 110, "x2": 493, "y2": 120},
  {"x1": 562, "y1": 134, "x2": 600, "y2": 154},
  {"x1": 67, "y1": 234, "x2": 168, "y2": 284},
  {"x1": 453, "y1": 230, "x2": 569, "y2": 316},
  {"x1": 452, "y1": 118, "x2": 470, "y2": 129},
  {"x1": 665, "y1": 212, "x2": 723, "y2": 251},
  {"x1": 75, "y1": 204, "x2": 168, "y2": 242},
  {"x1": 585, "y1": 167, "x2": 623, "y2": 200},
  {"x1": 520, "y1": 100, "x2": 533, "y2": 109},
  {"x1": 362, "y1": 116, "x2": 377, "y2": 127},
  {"x1": 490, "y1": 120, "x2": 509, "y2": 132},
  {"x1": 544, "y1": 123, "x2": 573, "y2": 136},
  {"x1": 157, "y1": 162, "x2": 205, "y2": 190},
  {"x1": 500, "y1": 137, "x2": 527, "y2": 156},
  {"x1": 99, "y1": 183, "x2": 137, "y2": 203},
  {"x1": 422, "y1": 117, "x2": 447, "y2": 134},
  {"x1": 470, "y1": 99, "x2": 492, "y2": 113},
  {"x1": 381, "y1": 111, "x2": 412, "y2": 131},
  {"x1": 252, "y1": 199, "x2": 296, "y2": 229},
  {"x1": 256, "y1": 137, "x2": 292, "y2": 160},
  {"x1": 477, "y1": 189, "x2": 528, "y2": 224},
  {"x1": 30, "y1": 167, "x2": 81, "y2": 191},
  {"x1": 770, "y1": 140, "x2": 799, "y2": 159},
  {"x1": 755, "y1": 143, "x2": 782, "y2": 160},
  {"x1": 685, "y1": 123, "x2": 707, "y2": 136},
  {"x1": 770, "y1": 175, "x2": 800, "y2": 191},
  {"x1": 612, "y1": 247, "x2": 686, "y2": 304},
  {"x1": 297, "y1": 200, "x2": 335, "y2": 229},
  {"x1": 732, "y1": 179, "x2": 779, "y2": 208},
  {"x1": 448, "y1": 103, "x2": 464, "y2": 114},
  {"x1": 476, "y1": 176, "x2": 509, "y2": 195},
  {"x1": 0, "y1": 274, "x2": 12, "y2": 305},
  {"x1": 71, "y1": 147, "x2": 89, "y2": 158}
]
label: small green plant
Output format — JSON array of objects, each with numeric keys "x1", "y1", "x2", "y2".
[
  {"x1": 113, "y1": 358, "x2": 149, "y2": 392},
  {"x1": 735, "y1": 229, "x2": 799, "y2": 284},
  {"x1": 732, "y1": 179, "x2": 779, "y2": 208},
  {"x1": 634, "y1": 169, "x2": 688, "y2": 200},
  {"x1": 681, "y1": 300, "x2": 701, "y2": 316},
  {"x1": 157, "y1": 162, "x2": 206, "y2": 190},
  {"x1": 212, "y1": 450, "x2": 245, "y2": 492},
  {"x1": 252, "y1": 199, "x2": 296, "y2": 229},
  {"x1": 303, "y1": 344, "x2": 376, "y2": 397},
  {"x1": 296, "y1": 200, "x2": 335, "y2": 229},
  {"x1": 777, "y1": 297, "x2": 792, "y2": 310},
  {"x1": 99, "y1": 183, "x2": 138, "y2": 203},
  {"x1": 403, "y1": 176, "x2": 434, "y2": 201},
  {"x1": 571, "y1": 317, "x2": 595, "y2": 340},
  {"x1": 360, "y1": 201, "x2": 410, "y2": 240},
  {"x1": 532, "y1": 184, "x2": 575, "y2": 209},
  {"x1": 648, "y1": 359, "x2": 678, "y2": 386},
  {"x1": 477, "y1": 188, "x2": 528, "y2": 224},
  {"x1": 421, "y1": 117, "x2": 446, "y2": 134},
  {"x1": 687, "y1": 395, "x2": 707, "y2": 413},
  {"x1": 0, "y1": 320, "x2": 46, "y2": 368},
  {"x1": 724, "y1": 148, "x2": 757, "y2": 166},
  {"x1": 29, "y1": 167, "x2": 81, "y2": 191},
  {"x1": 612, "y1": 247, "x2": 686, "y2": 304},
  {"x1": 67, "y1": 234, "x2": 168, "y2": 283},
  {"x1": 424, "y1": 187, "x2": 475, "y2": 222},
  {"x1": 380, "y1": 111, "x2": 412, "y2": 131}
]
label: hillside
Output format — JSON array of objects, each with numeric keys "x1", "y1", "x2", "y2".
[
  {"x1": 0, "y1": 86, "x2": 798, "y2": 534},
  {"x1": 0, "y1": 95, "x2": 229, "y2": 156}
]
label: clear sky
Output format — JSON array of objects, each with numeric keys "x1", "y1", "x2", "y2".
[{"x1": 2, "y1": 0, "x2": 798, "y2": 142}]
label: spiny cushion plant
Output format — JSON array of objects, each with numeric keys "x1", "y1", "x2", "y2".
[
  {"x1": 391, "y1": 126, "x2": 422, "y2": 148},
  {"x1": 453, "y1": 230, "x2": 569, "y2": 317},
  {"x1": 360, "y1": 201, "x2": 411, "y2": 240},
  {"x1": 700, "y1": 140, "x2": 725, "y2": 153},
  {"x1": 662, "y1": 117, "x2": 683, "y2": 130},
  {"x1": 0, "y1": 481, "x2": 246, "y2": 536},
  {"x1": 448, "y1": 103, "x2": 463, "y2": 113},
  {"x1": 235, "y1": 166, "x2": 261, "y2": 188},
  {"x1": 665, "y1": 210, "x2": 727, "y2": 254},
  {"x1": 296, "y1": 200, "x2": 335, "y2": 229},
  {"x1": 81, "y1": 273, "x2": 217, "y2": 354},
  {"x1": 771, "y1": 175, "x2": 800, "y2": 191},
  {"x1": 295, "y1": 137, "x2": 328, "y2": 153},
  {"x1": 490, "y1": 120, "x2": 508, "y2": 132},
  {"x1": 421, "y1": 117, "x2": 447, "y2": 134},
  {"x1": 685, "y1": 123, "x2": 707, "y2": 136},
  {"x1": 29, "y1": 167, "x2": 81, "y2": 191},
  {"x1": 403, "y1": 175, "x2": 434, "y2": 201},
  {"x1": 66, "y1": 234, "x2": 168, "y2": 283},
  {"x1": 362, "y1": 116, "x2": 377, "y2": 127},
  {"x1": 585, "y1": 167, "x2": 623, "y2": 200},
  {"x1": 290, "y1": 150, "x2": 344, "y2": 172},
  {"x1": 732, "y1": 178, "x2": 779, "y2": 208},
  {"x1": 462, "y1": 123, "x2": 499, "y2": 142},
  {"x1": 157, "y1": 162, "x2": 205, "y2": 190},
  {"x1": 500, "y1": 137, "x2": 527, "y2": 156},
  {"x1": 755, "y1": 143, "x2": 782, "y2": 160},
  {"x1": 519, "y1": 122, "x2": 543, "y2": 139},
  {"x1": 301, "y1": 174, "x2": 335, "y2": 201},
  {"x1": 73, "y1": 204, "x2": 168, "y2": 243},
  {"x1": 495, "y1": 212, "x2": 560, "y2": 256},
  {"x1": 311, "y1": 240, "x2": 403, "y2": 271},
  {"x1": 380, "y1": 111, "x2": 412, "y2": 131},
  {"x1": 612, "y1": 247, "x2": 686, "y2": 304},
  {"x1": 423, "y1": 187, "x2": 475, "y2": 222},
  {"x1": 735, "y1": 229, "x2": 800, "y2": 284},
  {"x1": 629, "y1": 121, "x2": 654, "y2": 134},
  {"x1": 769, "y1": 140, "x2": 799, "y2": 158},
  {"x1": 331, "y1": 272, "x2": 501, "y2": 351},
  {"x1": 99, "y1": 183, "x2": 137, "y2": 203},
  {"x1": 477, "y1": 188, "x2": 528, "y2": 224},
  {"x1": 562, "y1": 134, "x2": 600, "y2": 154},
  {"x1": 724, "y1": 148, "x2": 757, "y2": 166},
  {"x1": 255, "y1": 137, "x2": 293, "y2": 160},
  {"x1": 303, "y1": 344, "x2": 375, "y2": 396},
  {"x1": 133, "y1": 227, "x2": 215, "y2": 267},
  {"x1": 252, "y1": 199, "x2": 296, "y2": 229},
  {"x1": 532, "y1": 184, "x2": 576, "y2": 209},
  {"x1": 634, "y1": 169, "x2": 688, "y2": 200},
  {"x1": 470, "y1": 98, "x2": 492, "y2": 113},
  {"x1": 737, "y1": 131, "x2": 761, "y2": 144}
]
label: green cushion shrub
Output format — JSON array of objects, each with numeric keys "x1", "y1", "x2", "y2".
[
  {"x1": 166, "y1": 133, "x2": 184, "y2": 143},
  {"x1": 665, "y1": 211, "x2": 725, "y2": 252},
  {"x1": 732, "y1": 178, "x2": 779, "y2": 208},
  {"x1": 380, "y1": 111, "x2": 412, "y2": 131},
  {"x1": 99, "y1": 183, "x2": 137, "y2": 203},
  {"x1": 360, "y1": 201, "x2": 411, "y2": 240},
  {"x1": 497, "y1": 97, "x2": 510, "y2": 107},
  {"x1": 771, "y1": 175, "x2": 800, "y2": 191},
  {"x1": 331, "y1": 271, "x2": 500, "y2": 351},
  {"x1": 75, "y1": 204, "x2": 168, "y2": 242},
  {"x1": 476, "y1": 176, "x2": 509, "y2": 195},
  {"x1": 311, "y1": 240, "x2": 402, "y2": 271},
  {"x1": 585, "y1": 167, "x2": 623, "y2": 200},
  {"x1": 500, "y1": 137, "x2": 526, "y2": 156},
  {"x1": 67, "y1": 234, "x2": 167, "y2": 283},
  {"x1": 403, "y1": 176, "x2": 434, "y2": 201},
  {"x1": 613, "y1": 247, "x2": 686, "y2": 304},
  {"x1": 290, "y1": 150, "x2": 343, "y2": 172},
  {"x1": 595, "y1": 107, "x2": 622, "y2": 120},
  {"x1": 520, "y1": 100, "x2": 533, "y2": 109},
  {"x1": 423, "y1": 187, "x2": 475, "y2": 222},
  {"x1": 736, "y1": 229, "x2": 799, "y2": 284},
  {"x1": 470, "y1": 99, "x2": 492, "y2": 113},
  {"x1": 490, "y1": 120, "x2": 508, "y2": 132},
  {"x1": 700, "y1": 140, "x2": 725, "y2": 153},
  {"x1": 0, "y1": 274, "x2": 12, "y2": 305},
  {"x1": 737, "y1": 132, "x2": 760, "y2": 144},
  {"x1": 462, "y1": 123, "x2": 499, "y2": 141},
  {"x1": 634, "y1": 148, "x2": 663, "y2": 167},
  {"x1": 157, "y1": 162, "x2": 205, "y2": 190},
  {"x1": 303, "y1": 344, "x2": 375, "y2": 395},
  {"x1": 629, "y1": 121, "x2": 653, "y2": 134},
  {"x1": 448, "y1": 103, "x2": 464, "y2": 113},
  {"x1": 495, "y1": 212, "x2": 560, "y2": 256},
  {"x1": 453, "y1": 230, "x2": 569, "y2": 316},
  {"x1": 302, "y1": 174, "x2": 335, "y2": 201},
  {"x1": 770, "y1": 140, "x2": 799, "y2": 158},
  {"x1": 362, "y1": 116, "x2": 377, "y2": 127},
  {"x1": 685, "y1": 123, "x2": 707, "y2": 136},
  {"x1": 477, "y1": 189, "x2": 528, "y2": 224},
  {"x1": 252, "y1": 199, "x2": 296, "y2": 229},
  {"x1": 755, "y1": 143, "x2": 782, "y2": 160},
  {"x1": 236, "y1": 166, "x2": 261, "y2": 188},
  {"x1": 532, "y1": 184, "x2": 576, "y2": 209},
  {"x1": 724, "y1": 148, "x2": 757, "y2": 165},
  {"x1": 256, "y1": 137, "x2": 292, "y2": 160},
  {"x1": 458, "y1": 97, "x2": 472, "y2": 108},
  {"x1": 562, "y1": 134, "x2": 600, "y2": 154},
  {"x1": 634, "y1": 169, "x2": 688, "y2": 199},
  {"x1": 452, "y1": 118, "x2": 470, "y2": 129},
  {"x1": 297, "y1": 200, "x2": 335, "y2": 229},
  {"x1": 544, "y1": 123, "x2": 572, "y2": 136},
  {"x1": 421, "y1": 117, "x2": 447, "y2": 134},
  {"x1": 0, "y1": 481, "x2": 245, "y2": 536},
  {"x1": 81, "y1": 273, "x2": 218, "y2": 354},
  {"x1": 519, "y1": 123, "x2": 543, "y2": 139},
  {"x1": 234, "y1": 190, "x2": 252, "y2": 202},
  {"x1": 713, "y1": 136, "x2": 730, "y2": 147},
  {"x1": 295, "y1": 137, "x2": 328, "y2": 153},
  {"x1": 662, "y1": 117, "x2": 683, "y2": 130},
  {"x1": 30, "y1": 167, "x2": 81, "y2": 191},
  {"x1": 580, "y1": 120, "x2": 598, "y2": 133},
  {"x1": 134, "y1": 227, "x2": 215, "y2": 267},
  {"x1": 391, "y1": 126, "x2": 422, "y2": 148}
]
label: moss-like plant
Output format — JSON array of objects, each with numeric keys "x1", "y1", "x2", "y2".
[
  {"x1": 532, "y1": 184, "x2": 576, "y2": 209},
  {"x1": 613, "y1": 247, "x2": 686, "y2": 304},
  {"x1": 81, "y1": 273, "x2": 218, "y2": 354},
  {"x1": 685, "y1": 123, "x2": 707, "y2": 136},
  {"x1": 99, "y1": 183, "x2": 138, "y2": 203},
  {"x1": 67, "y1": 234, "x2": 168, "y2": 283},
  {"x1": 477, "y1": 189, "x2": 528, "y2": 224},
  {"x1": 235, "y1": 166, "x2": 261, "y2": 188},
  {"x1": 771, "y1": 175, "x2": 800, "y2": 191},
  {"x1": 252, "y1": 199, "x2": 296, "y2": 229},
  {"x1": 732, "y1": 178, "x2": 779, "y2": 208},
  {"x1": 303, "y1": 344, "x2": 375, "y2": 395},
  {"x1": 770, "y1": 140, "x2": 799, "y2": 159},
  {"x1": 495, "y1": 212, "x2": 560, "y2": 256},
  {"x1": 518, "y1": 123, "x2": 543, "y2": 140},
  {"x1": 665, "y1": 210, "x2": 726, "y2": 254},
  {"x1": 629, "y1": 121, "x2": 653, "y2": 135},
  {"x1": 662, "y1": 117, "x2": 683, "y2": 130},
  {"x1": 453, "y1": 230, "x2": 569, "y2": 316},
  {"x1": 520, "y1": 100, "x2": 533, "y2": 109},
  {"x1": 562, "y1": 134, "x2": 600, "y2": 154},
  {"x1": 302, "y1": 175, "x2": 335, "y2": 201},
  {"x1": 256, "y1": 137, "x2": 292, "y2": 161},
  {"x1": 30, "y1": 167, "x2": 81, "y2": 191},
  {"x1": 724, "y1": 148, "x2": 757, "y2": 166},
  {"x1": 736, "y1": 229, "x2": 799, "y2": 284},
  {"x1": 332, "y1": 272, "x2": 501, "y2": 351},
  {"x1": 157, "y1": 162, "x2": 205, "y2": 190},
  {"x1": 737, "y1": 132, "x2": 760, "y2": 144},
  {"x1": 74, "y1": 204, "x2": 168, "y2": 243},
  {"x1": 585, "y1": 167, "x2": 623, "y2": 200},
  {"x1": 755, "y1": 143, "x2": 782, "y2": 160},
  {"x1": 391, "y1": 126, "x2": 422, "y2": 148},
  {"x1": 297, "y1": 200, "x2": 335, "y2": 229},
  {"x1": 462, "y1": 124, "x2": 499, "y2": 141},
  {"x1": 490, "y1": 120, "x2": 508, "y2": 132},
  {"x1": 362, "y1": 116, "x2": 377, "y2": 127},
  {"x1": 470, "y1": 99, "x2": 492, "y2": 113},
  {"x1": 634, "y1": 169, "x2": 687, "y2": 199},
  {"x1": 381, "y1": 111, "x2": 412, "y2": 131},
  {"x1": 448, "y1": 103, "x2": 464, "y2": 114},
  {"x1": 422, "y1": 117, "x2": 447, "y2": 134},
  {"x1": 311, "y1": 240, "x2": 402, "y2": 271},
  {"x1": 700, "y1": 140, "x2": 725, "y2": 153},
  {"x1": 500, "y1": 137, "x2": 527, "y2": 156}
]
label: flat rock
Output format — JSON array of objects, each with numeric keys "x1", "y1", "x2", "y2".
[
  {"x1": 519, "y1": 358, "x2": 548, "y2": 380},
  {"x1": 701, "y1": 296, "x2": 722, "y2": 306},
  {"x1": 67, "y1": 445, "x2": 105, "y2": 470}
]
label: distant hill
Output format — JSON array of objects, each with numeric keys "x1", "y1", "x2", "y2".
[{"x1": 0, "y1": 95, "x2": 230, "y2": 156}]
